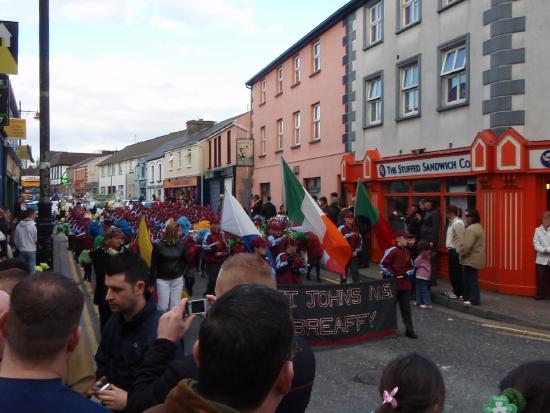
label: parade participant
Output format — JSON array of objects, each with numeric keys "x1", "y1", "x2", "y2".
[
  {"x1": 268, "y1": 218, "x2": 287, "y2": 258},
  {"x1": 91, "y1": 226, "x2": 131, "y2": 331},
  {"x1": 339, "y1": 210, "x2": 362, "y2": 284},
  {"x1": 380, "y1": 231, "x2": 417, "y2": 339},
  {"x1": 93, "y1": 254, "x2": 161, "y2": 411},
  {"x1": 251, "y1": 236, "x2": 270, "y2": 262},
  {"x1": 303, "y1": 231, "x2": 323, "y2": 282},
  {"x1": 181, "y1": 233, "x2": 201, "y2": 297},
  {"x1": 228, "y1": 235, "x2": 247, "y2": 255},
  {"x1": 0, "y1": 273, "x2": 106, "y2": 413},
  {"x1": 414, "y1": 240, "x2": 432, "y2": 309},
  {"x1": 275, "y1": 235, "x2": 307, "y2": 285},
  {"x1": 533, "y1": 211, "x2": 550, "y2": 300},
  {"x1": 260, "y1": 196, "x2": 277, "y2": 220},
  {"x1": 484, "y1": 360, "x2": 550, "y2": 413},
  {"x1": 370, "y1": 353, "x2": 445, "y2": 413},
  {"x1": 445, "y1": 204, "x2": 465, "y2": 300},
  {"x1": 460, "y1": 209, "x2": 485, "y2": 307},
  {"x1": 150, "y1": 220, "x2": 186, "y2": 312},
  {"x1": 201, "y1": 215, "x2": 229, "y2": 296}
]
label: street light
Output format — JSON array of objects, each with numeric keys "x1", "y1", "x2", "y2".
[{"x1": 37, "y1": 0, "x2": 53, "y2": 269}]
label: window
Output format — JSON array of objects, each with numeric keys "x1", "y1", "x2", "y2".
[
  {"x1": 213, "y1": 138, "x2": 217, "y2": 167},
  {"x1": 277, "y1": 119, "x2": 284, "y2": 150},
  {"x1": 304, "y1": 177, "x2": 321, "y2": 199},
  {"x1": 439, "y1": 36, "x2": 469, "y2": 109},
  {"x1": 186, "y1": 150, "x2": 192, "y2": 167},
  {"x1": 396, "y1": 55, "x2": 421, "y2": 120},
  {"x1": 312, "y1": 103, "x2": 321, "y2": 141},
  {"x1": 439, "y1": 0, "x2": 462, "y2": 10},
  {"x1": 365, "y1": 72, "x2": 383, "y2": 126},
  {"x1": 260, "y1": 126, "x2": 266, "y2": 155},
  {"x1": 368, "y1": 2, "x2": 383, "y2": 46},
  {"x1": 293, "y1": 112, "x2": 301, "y2": 146},
  {"x1": 260, "y1": 183, "x2": 271, "y2": 201},
  {"x1": 260, "y1": 80, "x2": 266, "y2": 104},
  {"x1": 150, "y1": 165, "x2": 154, "y2": 183},
  {"x1": 312, "y1": 42, "x2": 321, "y2": 73},
  {"x1": 293, "y1": 56, "x2": 301, "y2": 84},
  {"x1": 217, "y1": 136, "x2": 222, "y2": 167},
  {"x1": 208, "y1": 140, "x2": 212, "y2": 169},
  {"x1": 168, "y1": 154, "x2": 174, "y2": 170},
  {"x1": 178, "y1": 151, "x2": 182, "y2": 169},
  {"x1": 227, "y1": 130, "x2": 231, "y2": 164},
  {"x1": 100, "y1": 187, "x2": 106, "y2": 195},
  {"x1": 157, "y1": 164, "x2": 162, "y2": 182},
  {"x1": 118, "y1": 163, "x2": 123, "y2": 175},
  {"x1": 277, "y1": 67, "x2": 283, "y2": 94},
  {"x1": 399, "y1": 0, "x2": 420, "y2": 30},
  {"x1": 129, "y1": 160, "x2": 134, "y2": 173},
  {"x1": 101, "y1": 166, "x2": 105, "y2": 178}
]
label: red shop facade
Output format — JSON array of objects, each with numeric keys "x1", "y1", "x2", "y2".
[{"x1": 340, "y1": 128, "x2": 550, "y2": 297}]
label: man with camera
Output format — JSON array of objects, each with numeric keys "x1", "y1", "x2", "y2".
[
  {"x1": 0, "y1": 273, "x2": 106, "y2": 412},
  {"x1": 144, "y1": 283, "x2": 295, "y2": 413}
]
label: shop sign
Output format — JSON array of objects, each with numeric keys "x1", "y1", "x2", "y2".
[
  {"x1": 377, "y1": 154, "x2": 471, "y2": 179},
  {"x1": 4, "y1": 118, "x2": 25, "y2": 139},
  {"x1": 0, "y1": 21, "x2": 18, "y2": 75},
  {"x1": 529, "y1": 149, "x2": 550, "y2": 169},
  {"x1": 236, "y1": 139, "x2": 254, "y2": 167},
  {"x1": 163, "y1": 176, "x2": 198, "y2": 189},
  {"x1": 204, "y1": 171, "x2": 215, "y2": 180},
  {"x1": 221, "y1": 168, "x2": 233, "y2": 178}
]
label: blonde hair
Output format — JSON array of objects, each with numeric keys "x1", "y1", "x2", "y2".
[{"x1": 163, "y1": 219, "x2": 180, "y2": 244}]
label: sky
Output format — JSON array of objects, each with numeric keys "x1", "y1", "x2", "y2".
[{"x1": 1, "y1": 0, "x2": 350, "y2": 156}]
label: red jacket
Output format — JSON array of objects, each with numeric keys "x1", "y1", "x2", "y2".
[
  {"x1": 202, "y1": 231, "x2": 229, "y2": 265},
  {"x1": 305, "y1": 232, "x2": 324, "y2": 260},
  {"x1": 339, "y1": 224, "x2": 362, "y2": 254},
  {"x1": 380, "y1": 246, "x2": 413, "y2": 291},
  {"x1": 275, "y1": 252, "x2": 306, "y2": 285}
]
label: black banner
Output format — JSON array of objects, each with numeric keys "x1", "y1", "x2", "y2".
[{"x1": 279, "y1": 279, "x2": 397, "y2": 346}]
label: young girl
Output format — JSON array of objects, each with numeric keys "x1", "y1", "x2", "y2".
[
  {"x1": 415, "y1": 240, "x2": 433, "y2": 308},
  {"x1": 371, "y1": 353, "x2": 445, "y2": 413}
]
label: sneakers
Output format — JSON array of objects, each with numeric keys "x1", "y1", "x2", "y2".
[
  {"x1": 463, "y1": 300, "x2": 472, "y2": 307},
  {"x1": 443, "y1": 291, "x2": 459, "y2": 299},
  {"x1": 419, "y1": 304, "x2": 432, "y2": 309}
]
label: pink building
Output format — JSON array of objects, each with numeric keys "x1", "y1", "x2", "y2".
[{"x1": 246, "y1": 8, "x2": 349, "y2": 208}]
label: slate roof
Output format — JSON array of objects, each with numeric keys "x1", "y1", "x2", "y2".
[
  {"x1": 48, "y1": 151, "x2": 100, "y2": 167},
  {"x1": 143, "y1": 133, "x2": 189, "y2": 163},
  {"x1": 170, "y1": 114, "x2": 242, "y2": 152}
]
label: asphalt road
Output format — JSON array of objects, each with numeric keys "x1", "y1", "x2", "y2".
[{"x1": 58, "y1": 236, "x2": 550, "y2": 413}]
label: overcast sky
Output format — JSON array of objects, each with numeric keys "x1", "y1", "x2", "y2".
[{"x1": 1, "y1": 0, "x2": 349, "y2": 155}]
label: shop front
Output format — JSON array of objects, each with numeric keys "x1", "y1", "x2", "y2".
[
  {"x1": 204, "y1": 167, "x2": 234, "y2": 212},
  {"x1": 163, "y1": 176, "x2": 201, "y2": 204},
  {"x1": 341, "y1": 128, "x2": 550, "y2": 297}
]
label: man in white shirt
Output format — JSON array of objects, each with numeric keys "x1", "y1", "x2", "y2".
[
  {"x1": 445, "y1": 205, "x2": 465, "y2": 299},
  {"x1": 13, "y1": 210, "x2": 37, "y2": 273},
  {"x1": 533, "y1": 211, "x2": 550, "y2": 300}
]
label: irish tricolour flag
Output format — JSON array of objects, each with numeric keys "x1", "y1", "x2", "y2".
[{"x1": 281, "y1": 158, "x2": 352, "y2": 274}]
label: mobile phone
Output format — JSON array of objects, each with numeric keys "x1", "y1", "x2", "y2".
[
  {"x1": 90, "y1": 380, "x2": 112, "y2": 403},
  {"x1": 185, "y1": 299, "x2": 209, "y2": 316}
]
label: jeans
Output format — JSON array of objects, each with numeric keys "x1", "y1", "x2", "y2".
[
  {"x1": 156, "y1": 277, "x2": 184, "y2": 312},
  {"x1": 19, "y1": 250, "x2": 36, "y2": 274},
  {"x1": 447, "y1": 249, "x2": 463, "y2": 297},
  {"x1": 462, "y1": 265, "x2": 480, "y2": 305},
  {"x1": 416, "y1": 279, "x2": 432, "y2": 305}
]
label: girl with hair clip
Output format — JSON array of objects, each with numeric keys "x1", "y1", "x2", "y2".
[
  {"x1": 370, "y1": 353, "x2": 445, "y2": 413},
  {"x1": 483, "y1": 360, "x2": 550, "y2": 413}
]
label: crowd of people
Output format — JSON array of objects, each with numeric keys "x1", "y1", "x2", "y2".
[{"x1": 0, "y1": 193, "x2": 548, "y2": 412}]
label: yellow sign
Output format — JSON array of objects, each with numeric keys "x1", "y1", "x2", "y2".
[
  {"x1": 0, "y1": 21, "x2": 18, "y2": 75},
  {"x1": 4, "y1": 118, "x2": 26, "y2": 139},
  {"x1": 16, "y1": 145, "x2": 30, "y2": 160}
]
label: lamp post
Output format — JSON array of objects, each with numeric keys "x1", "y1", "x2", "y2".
[{"x1": 37, "y1": 0, "x2": 53, "y2": 268}]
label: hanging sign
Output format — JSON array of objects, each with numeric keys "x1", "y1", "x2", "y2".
[{"x1": 0, "y1": 21, "x2": 18, "y2": 74}]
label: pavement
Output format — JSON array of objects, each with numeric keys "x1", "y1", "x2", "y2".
[{"x1": 317, "y1": 265, "x2": 550, "y2": 332}]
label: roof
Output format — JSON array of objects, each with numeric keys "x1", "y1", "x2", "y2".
[
  {"x1": 97, "y1": 131, "x2": 185, "y2": 166},
  {"x1": 48, "y1": 151, "x2": 100, "y2": 167},
  {"x1": 245, "y1": 0, "x2": 367, "y2": 86},
  {"x1": 69, "y1": 154, "x2": 112, "y2": 169},
  {"x1": 143, "y1": 132, "x2": 189, "y2": 163},
  {"x1": 170, "y1": 114, "x2": 244, "y2": 151}
]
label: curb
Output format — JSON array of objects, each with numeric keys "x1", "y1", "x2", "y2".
[{"x1": 431, "y1": 293, "x2": 550, "y2": 333}]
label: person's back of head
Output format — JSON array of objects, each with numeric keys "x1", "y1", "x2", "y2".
[
  {"x1": 1, "y1": 272, "x2": 83, "y2": 367},
  {"x1": 0, "y1": 268, "x2": 28, "y2": 294},
  {"x1": 375, "y1": 353, "x2": 445, "y2": 413},
  {"x1": 493, "y1": 360, "x2": 550, "y2": 413},
  {"x1": 20, "y1": 209, "x2": 35, "y2": 221},
  {"x1": 0, "y1": 258, "x2": 31, "y2": 275},
  {"x1": 215, "y1": 253, "x2": 275, "y2": 296},
  {"x1": 196, "y1": 284, "x2": 294, "y2": 411}
]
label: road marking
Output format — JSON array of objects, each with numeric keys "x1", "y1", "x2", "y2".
[
  {"x1": 482, "y1": 323, "x2": 550, "y2": 340},
  {"x1": 67, "y1": 250, "x2": 99, "y2": 350},
  {"x1": 320, "y1": 275, "x2": 339, "y2": 285},
  {"x1": 493, "y1": 331, "x2": 550, "y2": 343}
]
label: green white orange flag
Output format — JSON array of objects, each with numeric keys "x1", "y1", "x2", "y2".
[
  {"x1": 355, "y1": 181, "x2": 394, "y2": 252},
  {"x1": 281, "y1": 158, "x2": 352, "y2": 274}
]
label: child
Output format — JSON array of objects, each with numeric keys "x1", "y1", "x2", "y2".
[
  {"x1": 371, "y1": 353, "x2": 445, "y2": 413},
  {"x1": 483, "y1": 360, "x2": 550, "y2": 413},
  {"x1": 415, "y1": 240, "x2": 432, "y2": 309},
  {"x1": 275, "y1": 236, "x2": 307, "y2": 285},
  {"x1": 380, "y1": 230, "x2": 417, "y2": 339}
]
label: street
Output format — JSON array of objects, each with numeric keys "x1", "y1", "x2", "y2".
[{"x1": 56, "y1": 235, "x2": 550, "y2": 413}]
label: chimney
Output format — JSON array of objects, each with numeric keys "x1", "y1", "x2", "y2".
[{"x1": 186, "y1": 119, "x2": 216, "y2": 135}]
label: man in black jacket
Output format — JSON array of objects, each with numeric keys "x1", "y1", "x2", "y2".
[
  {"x1": 419, "y1": 199, "x2": 441, "y2": 284},
  {"x1": 260, "y1": 196, "x2": 277, "y2": 220},
  {"x1": 127, "y1": 253, "x2": 316, "y2": 413},
  {"x1": 92, "y1": 253, "x2": 161, "y2": 411}
]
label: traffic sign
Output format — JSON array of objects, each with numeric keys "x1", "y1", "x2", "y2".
[{"x1": 0, "y1": 21, "x2": 18, "y2": 74}]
